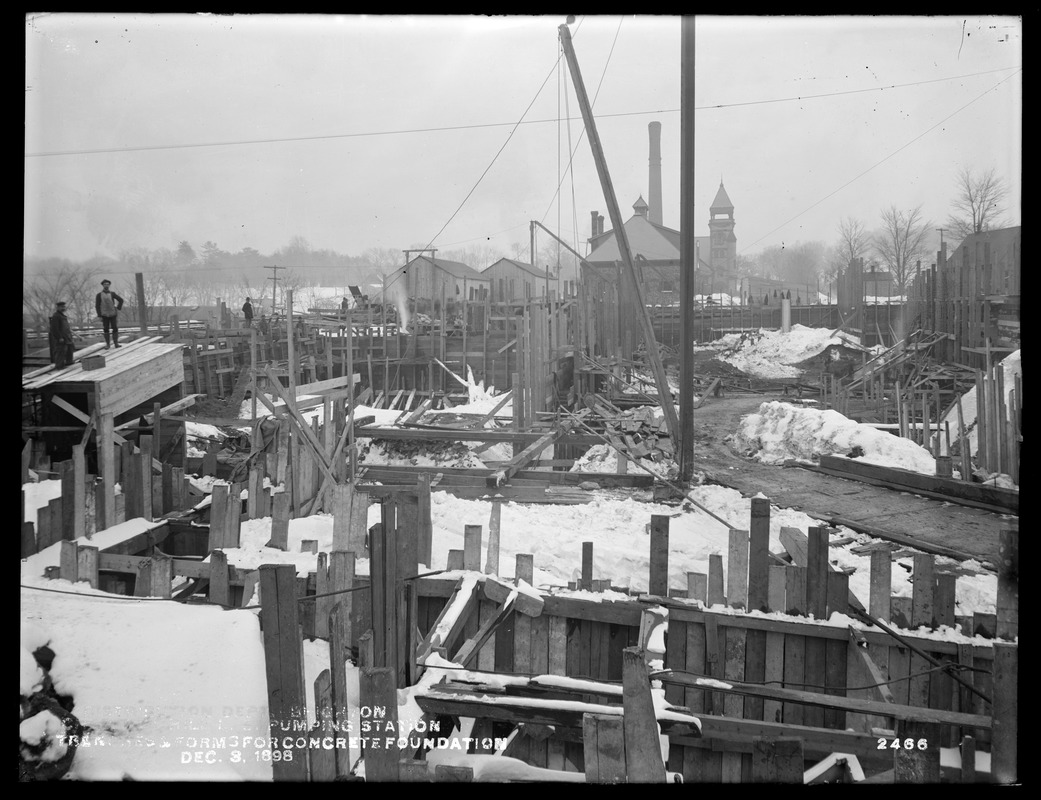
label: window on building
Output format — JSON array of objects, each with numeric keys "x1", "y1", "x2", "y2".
[{"x1": 661, "y1": 280, "x2": 674, "y2": 293}]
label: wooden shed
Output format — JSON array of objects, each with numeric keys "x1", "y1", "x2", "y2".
[
  {"x1": 482, "y1": 258, "x2": 556, "y2": 302},
  {"x1": 387, "y1": 256, "x2": 490, "y2": 312},
  {"x1": 22, "y1": 337, "x2": 188, "y2": 473}
]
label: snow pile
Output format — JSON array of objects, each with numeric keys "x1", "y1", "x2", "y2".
[
  {"x1": 940, "y1": 349, "x2": 1021, "y2": 457},
  {"x1": 20, "y1": 577, "x2": 272, "y2": 780},
  {"x1": 732, "y1": 400, "x2": 939, "y2": 474},
  {"x1": 693, "y1": 324, "x2": 864, "y2": 379},
  {"x1": 438, "y1": 366, "x2": 511, "y2": 418}
]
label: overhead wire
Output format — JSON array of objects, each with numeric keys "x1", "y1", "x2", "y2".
[
  {"x1": 23, "y1": 67, "x2": 1017, "y2": 160},
  {"x1": 741, "y1": 68, "x2": 1022, "y2": 253},
  {"x1": 418, "y1": 43, "x2": 564, "y2": 251}
]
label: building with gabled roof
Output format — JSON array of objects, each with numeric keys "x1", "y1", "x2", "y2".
[
  {"x1": 481, "y1": 258, "x2": 556, "y2": 302},
  {"x1": 385, "y1": 255, "x2": 490, "y2": 311}
]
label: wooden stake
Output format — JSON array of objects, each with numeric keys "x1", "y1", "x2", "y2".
[
  {"x1": 990, "y1": 641, "x2": 1018, "y2": 784},
  {"x1": 648, "y1": 515, "x2": 669, "y2": 596},
  {"x1": 484, "y1": 498, "x2": 501, "y2": 575},
  {"x1": 727, "y1": 529, "x2": 749, "y2": 609},
  {"x1": 621, "y1": 647, "x2": 666, "y2": 782},
  {"x1": 463, "y1": 524, "x2": 482, "y2": 571},
  {"x1": 996, "y1": 529, "x2": 1018, "y2": 641},
  {"x1": 258, "y1": 563, "x2": 309, "y2": 780}
]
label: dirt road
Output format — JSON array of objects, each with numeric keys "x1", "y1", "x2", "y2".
[{"x1": 689, "y1": 393, "x2": 1011, "y2": 566}]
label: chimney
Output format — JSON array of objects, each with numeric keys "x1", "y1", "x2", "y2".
[
  {"x1": 597, "y1": 214, "x2": 604, "y2": 235},
  {"x1": 648, "y1": 121, "x2": 663, "y2": 225},
  {"x1": 591, "y1": 210, "x2": 599, "y2": 239}
]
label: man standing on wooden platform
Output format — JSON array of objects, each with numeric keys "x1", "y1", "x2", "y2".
[
  {"x1": 48, "y1": 301, "x2": 74, "y2": 368},
  {"x1": 242, "y1": 297, "x2": 254, "y2": 328},
  {"x1": 95, "y1": 278, "x2": 125, "y2": 349}
]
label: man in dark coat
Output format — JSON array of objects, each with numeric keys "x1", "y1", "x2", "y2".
[
  {"x1": 242, "y1": 297, "x2": 254, "y2": 327},
  {"x1": 94, "y1": 279, "x2": 125, "y2": 349},
  {"x1": 49, "y1": 301, "x2": 75, "y2": 368}
]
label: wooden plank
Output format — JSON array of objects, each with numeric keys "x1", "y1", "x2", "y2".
[
  {"x1": 708, "y1": 553, "x2": 725, "y2": 606},
  {"x1": 583, "y1": 713, "x2": 626, "y2": 783},
  {"x1": 804, "y1": 526, "x2": 829, "y2": 621},
  {"x1": 893, "y1": 721, "x2": 941, "y2": 783},
  {"x1": 209, "y1": 549, "x2": 229, "y2": 607},
  {"x1": 660, "y1": 672, "x2": 991, "y2": 728},
  {"x1": 816, "y1": 453, "x2": 1017, "y2": 513},
  {"x1": 747, "y1": 497, "x2": 770, "y2": 612},
  {"x1": 328, "y1": 601, "x2": 352, "y2": 777},
  {"x1": 581, "y1": 541, "x2": 594, "y2": 591},
  {"x1": 763, "y1": 567, "x2": 786, "y2": 724},
  {"x1": 664, "y1": 619, "x2": 687, "y2": 708},
  {"x1": 309, "y1": 670, "x2": 337, "y2": 781},
  {"x1": 648, "y1": 514, "x2": 669, "y2": 596},
  {"x1": 751, "y1": 737, "x2": 803, "y2": 783},
  {"x1": 358, "y1": 668, "x2": 399, "y2": 782},
  {"x1": 869, "y1": 549, "x2": 892, "y2": 623},
  {"x1": 463, "y1": 524, "x2": 482, "y2": 571},
  {"x1": 727, "y1": 529, "x2": 749, "y2": 609},
  {"x1": 990, "y1": 641, "x2": 1017, "y2": 784},
  {"x1": 996, "y1": 529, "x2": 1018, "y2": 640},
  {"x1": 258, "y1": 563, "x2": 309, "y2": 780},
  {"x1": 621, "y1": 647, "x2": 666, "y2": 782},
  {"x1": 484, "y1": 498, "x2": 501, "y2": 576}
]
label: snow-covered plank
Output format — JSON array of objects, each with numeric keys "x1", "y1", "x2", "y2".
[{"x1": 21, "y1": 517, "x2": 167, "y2": 576}]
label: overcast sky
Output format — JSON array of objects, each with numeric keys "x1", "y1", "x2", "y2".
[{"x1": 24, "y1": 13, "x2": 1021, "y2": 268}]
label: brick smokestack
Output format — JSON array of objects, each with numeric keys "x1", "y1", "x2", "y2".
[
  {"x1": 591, "y1": 210, "x2": 599, "y2": 239},
  {"x1": 648, "y1": 121, "x2": 663, "y2": 225},
  {"x1": 598, "y1": 214, "x2": 604, "y2": 235}
]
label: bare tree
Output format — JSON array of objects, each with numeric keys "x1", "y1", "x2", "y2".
[
  {"x1": 873, "y1": 205, "x2": 931, "y2": 289},
  {"x1": 836, "y1": 217, "x2": 869, "y2": 266},
  {"x1": 363, "y1": 247, "x2": 405, "y2": 275},
  {"x1": 23, "y1": 261, "x2": 105, "y2": 329},
  {"x1": 946, "y1": 167, "x2": 1008, "y2": 243}
]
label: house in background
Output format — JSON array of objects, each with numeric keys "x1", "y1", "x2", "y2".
[
  {"x1": 582, "y1": 120, "x2": 737, "y2": 300},
  {"x1": 385, "y1": 255, "x2": 490, "y2": 313},
  {"x1": 583, "y1": 194, "x2": 715, "y2": 305},
  {"x1": 481, "y1": 258, "x2": 557, "y2": 302}
]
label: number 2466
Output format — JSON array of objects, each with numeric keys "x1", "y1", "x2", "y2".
[{"x1": 878, "y1": 738, "x2": 929, "y2": 750}]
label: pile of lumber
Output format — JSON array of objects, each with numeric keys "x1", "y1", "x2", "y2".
[{"x1": 583, "y1": 394, "x2": 673, "y2": 460}]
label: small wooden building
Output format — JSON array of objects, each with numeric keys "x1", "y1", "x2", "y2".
[
  {"x1": 22, "y1": 338, "x2": 187, "y2": 470},
  {"x1": 386, "y1": 256, "x2": 490, "y2": 311},
  {"x1": 482, "y1": 258, "x2": 556, "y2": 302}
]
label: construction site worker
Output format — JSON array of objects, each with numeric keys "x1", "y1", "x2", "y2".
[
  {"x1": 49, "y1": 301, "x2": 75, "y2": 368},
  {"x1": 242, "y1": 297, "x2": 254, "y2": 327},
  {"x1": 95, "y1": 279, "x2": 125, "y2": 349}
]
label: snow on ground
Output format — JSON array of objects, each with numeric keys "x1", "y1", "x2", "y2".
[
  {"x1": 732, "y1": 400, "x2": 940, "y2": 474},
  {"x1": 940, "y1": 349, "x2": 1021, "y2": 458},
  {"x1": 20, "y1": 475, "x2": 998, "y2": 781},
  {"x1": 692, "y1": 324, "x2": 865, "y2": 379},
  {"x1": 20, "y1": 575, "x2": 272, "y2": 780}
]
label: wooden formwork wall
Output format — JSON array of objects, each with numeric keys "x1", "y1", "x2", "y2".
[{"x1": 662, "y1": 607, "x2": 995, "y2": 781}]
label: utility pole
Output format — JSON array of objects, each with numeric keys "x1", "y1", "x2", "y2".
[
  {"x1": 558, "y1": 22, "x2": 679, "y2": 445},
  {"x1": 265, "y1": 265, "x2": 282, "y2": 316},
  {"x1": 678, "y1": 15, "x2": 696, "y2": 483}
]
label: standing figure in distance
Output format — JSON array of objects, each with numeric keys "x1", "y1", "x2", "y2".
[
  {"x1": 49, "y1": 301, "x2": 75, "y2": 368},
  {"x1": 242, "y1": 297, "x2": 254, "y2": 328},
  {"x1": 95, "y1": 279, "x2": 125, "y2": 349}
]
